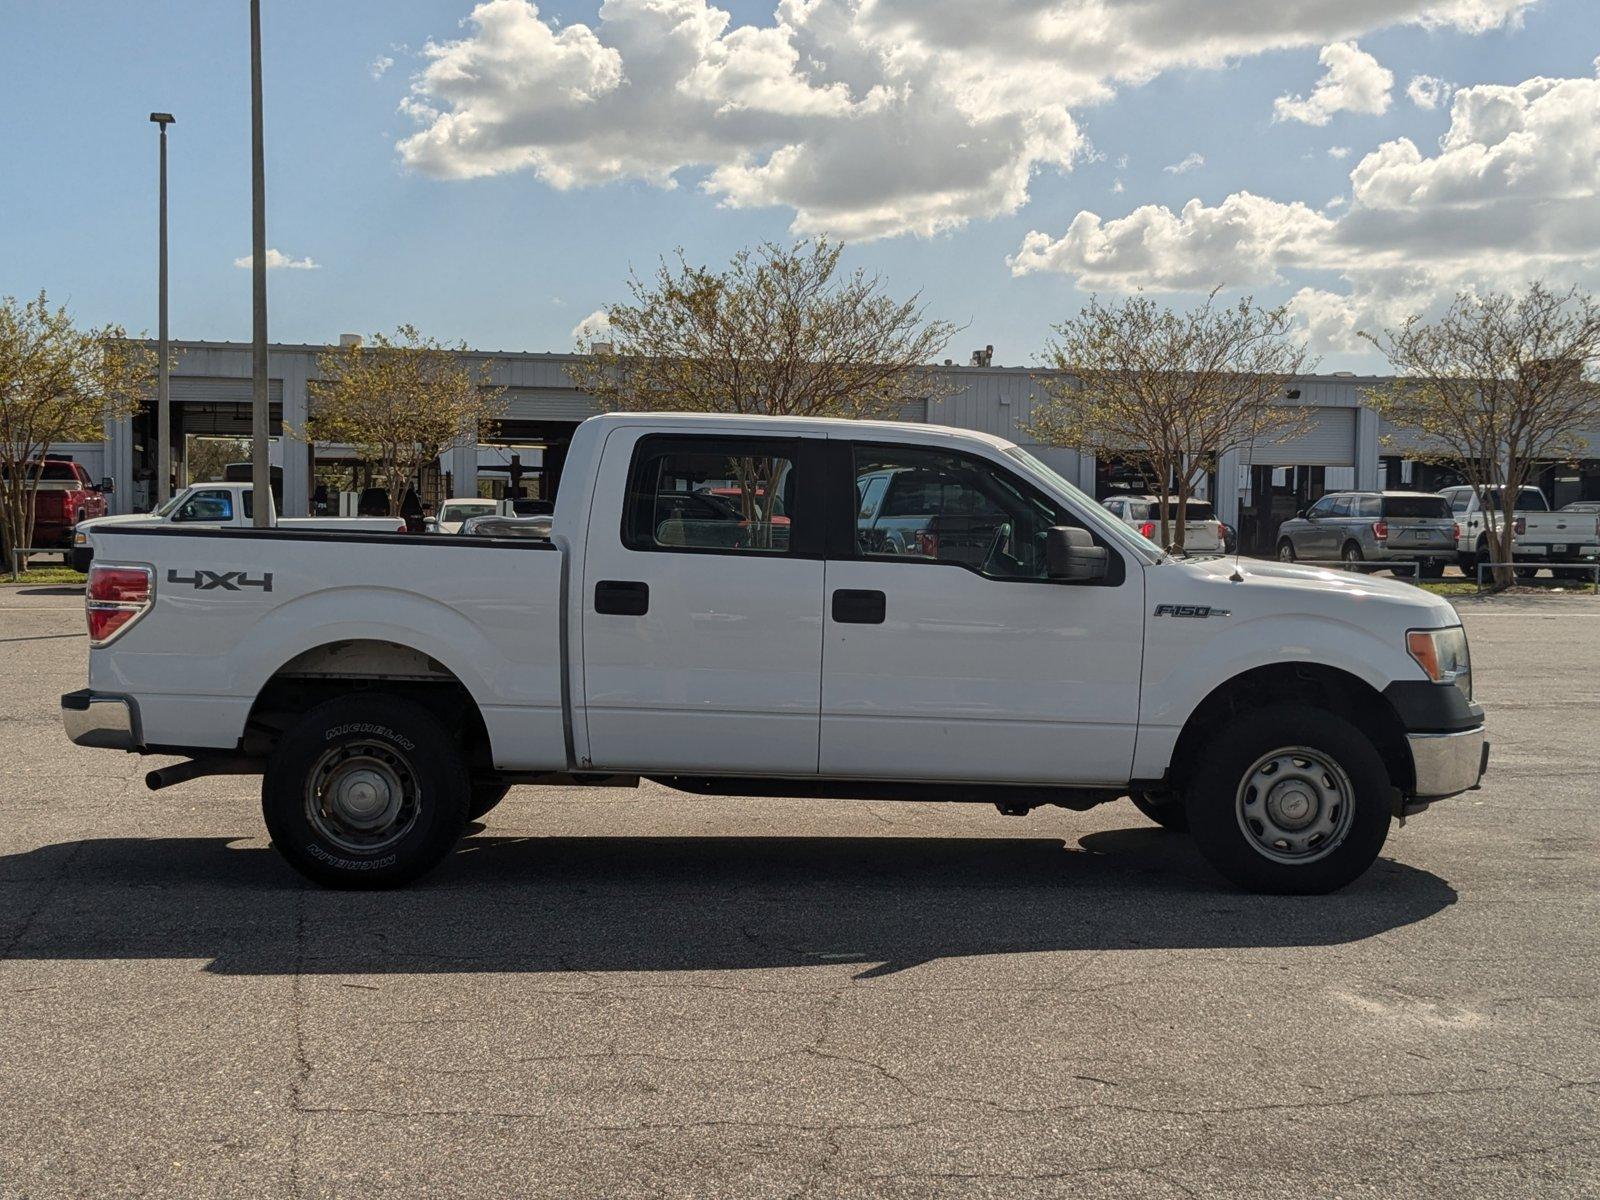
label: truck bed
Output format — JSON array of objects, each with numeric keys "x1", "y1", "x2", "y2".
[{"x1": 87, "y1": 524, "x2": 569, "y2": 770}]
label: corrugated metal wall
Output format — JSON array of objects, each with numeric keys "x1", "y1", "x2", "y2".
[
  {"x1": 170, "y1": 377, "x2": 284, "y2": 405},
  {"x1": 1263, "y1": 408, "x2": 1356, "y2": 465}
]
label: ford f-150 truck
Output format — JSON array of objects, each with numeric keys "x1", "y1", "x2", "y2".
[
  {"x1": 1440, "y1": 484, "x2": 1600, "y2": 577},
  {"x1": 62, "y1": 414, "x2": 1488, "y2": 894},
  {"x1": 70, "y1": 481, "x2": 405, "y2": 571}
]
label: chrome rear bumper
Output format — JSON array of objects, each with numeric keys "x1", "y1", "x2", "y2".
[
  {"x1": 61, "y1": 689, "x2": 141, "y2": 751},
  {"x1": 1408, "y1": 726, "x2": 1488, "y2": 800}
]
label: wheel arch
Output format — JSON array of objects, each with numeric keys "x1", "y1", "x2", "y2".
[
  {"x1": 245, "y1": 638, "x2": 493, "y2": 771},
  {"x1": 1167, "y1": 661, "x2": 1412, "y2": 797}
]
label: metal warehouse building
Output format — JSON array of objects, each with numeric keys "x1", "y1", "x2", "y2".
[{"x1": 52, "y1": 339, "x2": 1600, "y2": 555}]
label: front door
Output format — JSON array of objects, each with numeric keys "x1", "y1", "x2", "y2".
[
  {"x1": 580, "y1": 430, "x2": 826, "y2": 775},
  {"x1": 820, "y1": 440, "x2": 1145, "y2": 786}
]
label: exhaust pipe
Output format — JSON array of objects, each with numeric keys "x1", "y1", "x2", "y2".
[{"x1": 146, "y1": 757, "x2": 262, "y2": 791}]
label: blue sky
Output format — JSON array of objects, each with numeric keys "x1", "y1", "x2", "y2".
[{"x1": 2, "y1": 0, "x2": 1596, "y2": 370}]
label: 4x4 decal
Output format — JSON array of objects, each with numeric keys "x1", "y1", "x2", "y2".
[{"x1": 166, "y1": 568, "x2": 274, "y2": 592}]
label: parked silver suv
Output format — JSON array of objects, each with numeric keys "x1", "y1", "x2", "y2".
[{"x1": 1276, "y1": 491, "x2": 1457, "y2": 578}]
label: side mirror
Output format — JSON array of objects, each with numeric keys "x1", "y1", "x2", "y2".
[
  {"x1": 98, "y1": 477, "x2": 115, "y2": 494},
  {"x1": 1045, "y1": 526, "x2": 1108, "y2": 582},
  {"x1": 1295, "y1": 509, "x2": 1308, "y2": 520}
]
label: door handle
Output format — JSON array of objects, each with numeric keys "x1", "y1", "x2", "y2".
[
  {"x1": 595, "y1": 580, "x2": 649, "y2": 616},
  {"x1": 832, "y1": 588, "x2": 886, "y2": 624}
]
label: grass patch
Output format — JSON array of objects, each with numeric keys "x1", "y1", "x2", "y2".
[
  {"x1": 1417, "y1": 580, "x2": 1481, "y2": 596},
  {"x1": 1, "y1": 566, "x2": 87, "y2": 587}
]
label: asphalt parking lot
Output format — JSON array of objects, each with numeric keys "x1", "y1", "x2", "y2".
[{"x1": 1, "y1": 587, "x2": 1597, "y2": 1199}]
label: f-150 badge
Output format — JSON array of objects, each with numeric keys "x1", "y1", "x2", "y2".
[
  {"x1": 1153, "y1": 604, "x2": 1229, "y2": 618},
  {"x1": 166, "y1": 569, "x2": 274, "y2": 592}
]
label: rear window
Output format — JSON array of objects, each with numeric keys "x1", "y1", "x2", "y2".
[
  {"x1": 1180, "y1": 500, "x2": 1215, "y2": 521},
  {"x1": 1481, "y1": 488, "x2": 1550, "y2": 512},
  {"x1": 1383, "y1": 496, "x2": 1451, "y2": 519},
  {"x1": 2, "y1": 462, "x2": 79, "y2": 481}
]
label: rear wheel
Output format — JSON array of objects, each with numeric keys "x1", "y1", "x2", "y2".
[
  {"x1": 1276, "y1": 540, "x2": 1296, "y2": 563},
  {"x1": 262, "y1": 694, "x2": 470, "y2": 888},
  {"x1": 1184, "y1": 706, "x2": 1391, "y2": 894},
  {"x1": 1340, "y1": 541, "x2": 1364, "y2": 564},
  {"x1": 1130, "y1": 790, "x2": 1188, "y2": 832}
]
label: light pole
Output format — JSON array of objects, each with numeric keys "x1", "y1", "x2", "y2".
[
  {"x1": 149, "y1": 112, "x2": 175, "y2": 506},
  {"x1": 249, "y1": 0, "x2": 270, "y2": 527}
]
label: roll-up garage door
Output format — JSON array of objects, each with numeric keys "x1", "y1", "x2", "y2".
[
  {"x1": 503, "y1": 387, "x2": 601, "y2": 421},
  {"x1": 170, "y1": 377, "x2": 284, "y2": 405},
  {"x1": 1269, "y1": 408, "x2": 1356, "y2": 465}
]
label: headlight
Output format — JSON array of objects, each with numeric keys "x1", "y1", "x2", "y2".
[
  {"x1": 74, "y1": 531, "x2": 88, "y2": 545},
  {"x1": 1407, "y1": 626, "x2": 1472, "y2": 700}
]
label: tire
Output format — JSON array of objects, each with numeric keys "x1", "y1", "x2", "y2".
[
  {"x1": 468, "y1": 783, "x2": 512, "y2": 821},
  {"x1": 1276, "y1": 540, "x2": 1296, "y2": 563},
  {"x1": 1130, "y1": 790, "x2": 1189, "y2": 832},
  {"x1": 1184, "y1": 706, "x2": 1392, "y2": 894},
  {"x1": 1419, "y1": 559, "x2": 1445, "y2": 580},
  {"x1": 1341, "y1": 541, "x2": 1364, "y2": 564},
  {"x1": 261, "y1": 694, "x2": 470, "y2": 888}
]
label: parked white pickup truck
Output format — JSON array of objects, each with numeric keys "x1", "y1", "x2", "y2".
[
  {"x1": 1440, "y1": 484, "x2": 1600, "y2": 577},
  {"x1": 71, "y1": 481, "x2": 405, "y2": 570},
  {"x1": 62, "y1": 414, "x2": 1487, "y2": 894}
]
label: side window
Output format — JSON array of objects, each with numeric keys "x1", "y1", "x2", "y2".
[
  {"x1": 174, "y1": 490, "x2": 233, "y2": 522},
  {"x1": 857, "y1": 474, "x2": 890, "y2": 523},
  {"x1": 850, "y1": 444, "x2": 1079, "y2": 581},
  {"x1": 1447, "y1": 491, "x2": 1471, "y2": 515},
  {"x1": 1328, "y1": 495, "x2": 1353, "y2": 517},
  {"x1": 1357, "y1": 496, "x2": 1382, "y2": 518},
  {"x1": 1307, "y1": 495, "x2": 1337, "y2": 518},
  {"x1": 624, "y1": 437, "x2": 798, "y2": 554}
]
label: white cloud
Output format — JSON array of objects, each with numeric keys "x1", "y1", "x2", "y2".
[
  {"x1": 1406, "y1": 73, "x2": 1451, "y2": 109},
  {"x1": 233, "y1": 249, "x2": 320, "y2": 270},
  {"x1": 1011, "y1": 68, "x2": 1600, "y2": 350},
  {"x1": 1273, "y1": 41, "x2": 1393, "y2": 126},
  {"x1": 1163, "y1": 152, "x2": 1204, "y2": 175},
  {"x1": 1328, "y1": 145, "x2": 1352, "y2": 159},
  {"x1": 571, "y1": 308, "x2": 611, "y2": 341},
  {"x1": 1111, "y1": 178, "x2": 1124, "y2": 193},
  {"x1": 1325, "y1": 195, "x2": 1347, "y2": 208},
  {"x1": 370, "y1": 55, "x2": 395, "y2": 80},
  {"x1": 396, "y1": 0, "x2": 1536, "y2": 241}
]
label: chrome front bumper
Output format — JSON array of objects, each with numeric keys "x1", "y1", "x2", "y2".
[
  {"x1": 1407, "y1": 725, "x2": 1488, "y2": 800},
  {"x1": 61, "y1": 689, "x2": 141, "y2": 751}
]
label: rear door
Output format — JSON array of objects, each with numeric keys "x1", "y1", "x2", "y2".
[
  {"x1": 819, "y1": 439, "x2": 1144, "y2": 786},
  {"x1": 1382, "y1": 495, "x2": 1454, "y2": 557},
  {"x1": 580, "y1": 429, "x2": 826, "y2": 775}
]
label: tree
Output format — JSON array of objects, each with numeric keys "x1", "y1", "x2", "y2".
[
  {"x1": 568, "y1": 239, "x2": 956, "y2": 531},
  {"x1": 1362, "y1": 283, "x2": 1600, "y2": 589},
  {"x1": 0, "y1": 293, "x2": 154, "y2": 578},
  {"x1": 304, "y1": 326, "x2": 505, "y2": 520},
  {"x1": 1026, "y1": 292, "x2": 1311, "y2": 551}
]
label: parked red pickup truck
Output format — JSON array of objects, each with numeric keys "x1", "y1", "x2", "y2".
[{"x1": 3, "y1": 459, "x2": 111, "y2": 548}]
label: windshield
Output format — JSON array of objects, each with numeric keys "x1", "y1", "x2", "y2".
[
  {"x1": 1003, "y1": 447, "x2": 1165, "y2": 564},
  {"x1": 440, "y1": 501, "x2": 495, "y2": 523},
  {"x1": 151, "y1": 491, "x2": 187, "y2": 518}
]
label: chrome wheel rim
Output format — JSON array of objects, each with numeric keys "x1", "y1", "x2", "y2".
[
  {"x1": 305, "y1": 740, "x2": 420, "y2": 855},
  {"x1": 1235, "y1": 746, "x2": 1355, "y2": 865},
  {"x1": 1278, "y1": 543, "x2": 1294, "y2": 561}
]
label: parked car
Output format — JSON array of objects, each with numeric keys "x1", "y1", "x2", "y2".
[
  {"x1": 71, "y1": 482, "x2": 405, "y2": 571},
  {"x1": 1440, "y1": 485, "x2": 1600, "y2": 578},
  {"x1": 63, "y1": 412, "x2": 1487, "y2": 896},
  {"x1": 2, "y1": 458, "x2": 110, "y2": 551},
  {"x1": 1276, "y1": 491, "x2": 1457, "y2": 577},
  {"x1": 427, "y1": 497, "x2": 499, "y2": 534},
  {"x1": 459, "y1": 513, "x2": 552, "y2": 539},
  {"x1": 1102, "y1": 495, "x2": 1225, "y2": 554}
]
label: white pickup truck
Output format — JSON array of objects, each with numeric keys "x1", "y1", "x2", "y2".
[
  {"x1": 62, "y1": 414, "x2": 1488, "y2": 894},
  {"x1": 1440, "y1": 484, "x2": 1600, "y2": 577},
  {"x1": 70, "y1": 481, "x2": 405, "y2": 570}
]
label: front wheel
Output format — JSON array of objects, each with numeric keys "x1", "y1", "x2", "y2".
[
  {"x1": 262, "y1": 694, "x2": 470, "y2": 888},
  {"x1": 1276, "y1": 540, "x2": 1296, "y2": 563},
  {"x1": 1184, "y1": 706, "x2": 1391, "y2": 894}
]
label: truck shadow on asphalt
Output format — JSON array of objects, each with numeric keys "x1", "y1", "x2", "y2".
[{"x1": 0, "y1": 828, "x2": 1456, "y2": 977}]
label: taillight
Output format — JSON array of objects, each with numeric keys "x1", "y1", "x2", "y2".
[
  {"x1": 86, "y1": 564, "x2": 154, "y2": 646},
  {"x1": 1139, "y1": 521, "x2": 1156, "y2": 539},
  {"x1": 1373, "y1": 520, "x2": 1388, "y2": 540},
  {"x1": 1453, "y1": 521, "x2": 1461, "y2": 541},
  {"x1": 914, "y1": 529, "x2": 939, "y2": 557},
  {"x1": 1514, "y1": 516, "x2": 1526, "y2": 536}
]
